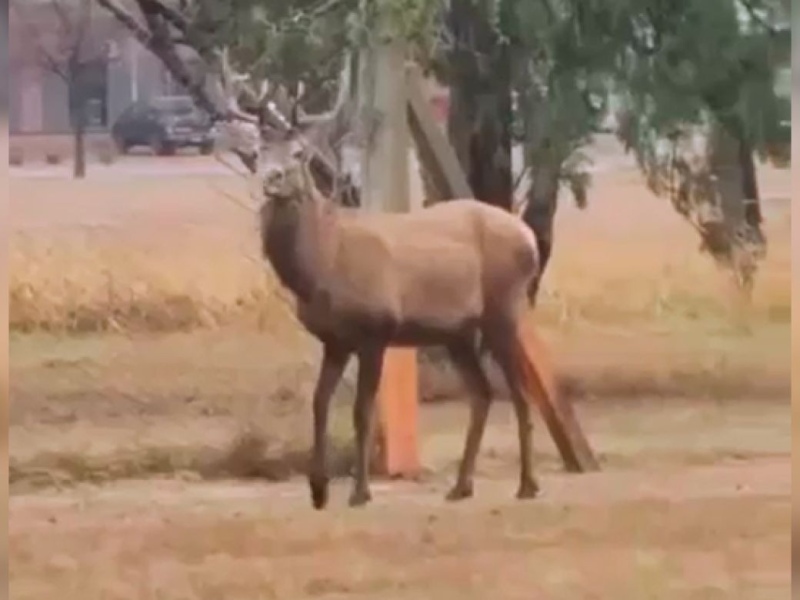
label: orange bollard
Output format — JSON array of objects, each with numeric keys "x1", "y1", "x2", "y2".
[{"x1": 375, "y1": 347, "x2": 421, "y2": 478}]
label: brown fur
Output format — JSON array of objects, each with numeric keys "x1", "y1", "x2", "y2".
[{"x1": 259, "y1": 149, "x2": 542, "y2": 508}]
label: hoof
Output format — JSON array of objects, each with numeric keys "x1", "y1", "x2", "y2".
[
  {"x1": 310, "y1": 477, "x2": 329, "y2": 510},
  {"x1": 348, "y1": 488, "x2": 372, "y2": 507},
  {"x1": 516, "y1": 479, "x2": 540, "y2": 500},
  {"x1": 445, "y1": 483, "x2": 474, "y2": 502}
]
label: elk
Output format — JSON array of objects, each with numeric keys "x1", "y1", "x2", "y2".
[
  {"x1": 95, "y1": 0, "x2": 548, "y2": 508},
  {"x1": 252, "y1": 119, "x2": 546, "y2": 509}
]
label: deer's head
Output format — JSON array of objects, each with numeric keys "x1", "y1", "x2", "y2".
[
  {"x1": 209, "y1": 47, "x2": 355, "y2": 208},
  {"x1": 259, "y1": 128, "x2": 318, "y2": 206}
]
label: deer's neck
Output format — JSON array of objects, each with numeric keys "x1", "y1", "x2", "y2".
[{"x1": 260, "y1": 194, "x2": 337, "y2": 302}]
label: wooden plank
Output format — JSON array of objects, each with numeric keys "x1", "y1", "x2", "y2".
[
  {"x1": 359, "y1": 42, "x2": 411, "y2": 213},
  {"x1": 405, "y1": 63, "x2": 473, "y2": 201},
  {"x1": 515, "y1": 318, "x2": 600, "y2": 473}
]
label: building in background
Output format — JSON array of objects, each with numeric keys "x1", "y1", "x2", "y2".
[{"x1": 8, "y1": 1, "x2": 177, "y2": 135}]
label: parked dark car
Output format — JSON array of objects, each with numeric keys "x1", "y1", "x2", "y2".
[{"x1": 110, "y1": 96, "x2": 216, "y2": 156}]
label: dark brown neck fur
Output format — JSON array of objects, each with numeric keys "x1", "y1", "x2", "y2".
[{"x1": 259, "y1": 192, "x2": 336, "y2": 302}]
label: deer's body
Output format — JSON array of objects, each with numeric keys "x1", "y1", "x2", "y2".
[
  {"x1": 261, "y1": 194, "x2": 538, "y2": 348},
  {"x1": 259, "y1": 161, "x2": 543, "y2": 509}
]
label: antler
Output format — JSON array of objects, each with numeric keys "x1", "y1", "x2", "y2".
[
  {"x1": 286, "y1": 53, "x2": 360, "y2": 204},
  {"x1": 212, "y1": 46, "x2": 258, "y2": 122}
]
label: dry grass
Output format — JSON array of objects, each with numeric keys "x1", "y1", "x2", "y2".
[
  {"x1": 9, "y1": 460, "x2": 791, "y2": 599},
  {"x1": 8, "y1": 164, "x2": 791, "y2": 333},
  {"x1": 9, "y1": 370, "x2": 791, "y2": 490},
  {"x1": 9, "y1": 165, "x2": 790, "y2": 400},
  {"x1": 9, "y1": 329, "x2": 362, "y2": 490},
  {"x1": 8, "y1": 174, "x2": 289, "y2": 334},
  {"x1": 9, "y1": 233, "x2": 288, "y2": 333},
  {"x1": 8, "y1": 427, "x2": 357, "y2": 490}
]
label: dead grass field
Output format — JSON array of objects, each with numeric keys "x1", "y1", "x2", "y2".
[
  {"x1": 9, "y1": 453, "x2": 791, "y2": 599},
  {"x1": 9, "y1": 157, "x2": 792, "y2": 333},
  {"x1": 9, "y1": 156, "x2": 791, "y2": 400},
  {"x1": 8, "y1": 152, "x2": 791, "y2": 598},
  {"x1": 8, "y1": 368, "x2": 793, "y2": 598}
]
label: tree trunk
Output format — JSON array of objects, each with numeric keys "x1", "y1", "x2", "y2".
[
  {"x1": 73, "y1": 121, "x2": 87, "y2": 179},
  {"x1": 69, "y1": 80, "x2": 87, "y2": 179},
  {"x1": 518, "y1": 86, "x2": 563, "y2": 305},
  {"x1": 702, "y1": 120, "x2": 766, "y2": 293},
  {"x1": 446, "y1": 0, "x2": 513, "y2": 210},
  {"x1": 737, "y1": 138, "x2": 762, "y2": 230},
  {"x1": 521, "y1": 161, "x2": 560, "y2": 304}
]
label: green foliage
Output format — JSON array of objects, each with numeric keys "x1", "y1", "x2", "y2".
[
  {"x1": 609, "y1": 0, "x2": 789, "y2": 290},
  {"x1": 356, "y1": 0, "x2": 441, "y2": 45},
  {"x1": 615, "y1": 0, "x2": 789, "y2": 166},
  {"x1": 186, "y1": 0, "x2": 359, "y2": 110},
  {"x1": 180, "y1": 0, "x2": 788, "y2": 213},
  {"x1": 184, "y1": 0, "x2": 441, "y2": 111},
  {"x1": 502, "y1": 0, "x2": 618, "y2": 208},
  {"x1": 476, "y1": 0, "x2": 788, "y2": 212}
]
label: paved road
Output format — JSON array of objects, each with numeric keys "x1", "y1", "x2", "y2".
[{"x1": 9, "y1": 154, "x2": 238, "y2": 180}]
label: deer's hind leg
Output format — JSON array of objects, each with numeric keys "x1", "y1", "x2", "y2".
[
  {"x1": 483, "y1": 320, "x2": 539, "y2": 500},
  {"x1": 445, "y1": 338, "x2": 494, "y2": 502}
]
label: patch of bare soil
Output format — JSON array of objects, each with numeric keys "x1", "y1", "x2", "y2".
[{"x1": 10, "y1": 457, "x2": 790, "y2": 600}]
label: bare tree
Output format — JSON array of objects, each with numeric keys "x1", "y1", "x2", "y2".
[{"x1": 11, "y1": 0, "x2": 115, "y2": 178}]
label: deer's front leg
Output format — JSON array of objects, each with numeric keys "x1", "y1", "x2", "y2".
[
  {"x1": 350, "y1": 345, "x2": 385, "y2": 507},
  {"x1": 309, "y1": 343, "x2": 350, "y2": 510}
]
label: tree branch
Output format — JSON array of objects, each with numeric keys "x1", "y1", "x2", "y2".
[
  {"x1": 306, "y1": 0, "x2": 346, "y2": 21},
  {"x1": 94, "y1": 0, "x2": 153, "y2": 50},
  {"x1": 141, "y1": 0, "x2": 189, "y2": 33},
  {"x1": 10, "y1": 0, "x2": 69, "y2": 82},
  {"x1": 140, "y1": 0, "x2": 219, "y2": 62},
  {"x1": 96, "y1": 0, "x2": 226, "y2": 120},
  {"x1": 738, "y1": 0, "x2": 781, "y2": 35},
  {"x1": 49, "y1": 0, "x2": 75, "y2": 38}
]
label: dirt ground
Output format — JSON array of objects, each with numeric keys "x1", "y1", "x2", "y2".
[
  {"x1": 8, "y1": 332, "x2": 792, "y2": 599},
  {"x1": 9, "y1": 395, "x2": 791, "y2": 599},
  {"x1": 10, "y1": 453, "x2": 791, "y2": 599}
]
